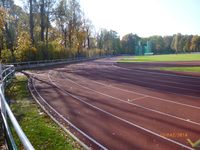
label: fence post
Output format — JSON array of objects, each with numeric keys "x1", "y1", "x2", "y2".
[
  {"x1": 0, "y1": 63, "x2": 2, "y2": 81},
  {"x1": 0, "y1": 63, "x2": 6, "y2": 120}
]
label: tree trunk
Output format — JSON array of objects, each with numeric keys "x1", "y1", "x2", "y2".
[
  {"x1": 64, "y1": 29, "x2": 67, "y2": 48},
  {"x1": 0, "y1": 34, "x2": 3, "y2": 59},
  {"x1": 5, "y1": 23, "x2": 15, "y2": 62},
  {"x1": 29, "y1": 0, "x2": 34, "y2": 45},
  {"x1": 68, "y1": 22, "x2": 72, "y2": 49},
  {"x1": 45, "y1": 19, "x2": 49, "y2": 48},
  {"x1": 87, "y1": 35, "x2": 90, "y2": 49},
  {"x1": 45, "y1": 15, "x2": 49, "y2": 59},
  {"x1": 40, "y1": 0, "x2": 45, "y2": 42},
  {"x1": 87, "y1": 28, "x2": 90, "y2": 49}
]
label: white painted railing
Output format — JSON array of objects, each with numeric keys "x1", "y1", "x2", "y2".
[
  {"x1": 8, "y1": 55, "x2": 113, "y2": 70},
  {"x1": 0, "y1": 64, "x2": 34, "y2": 150}
]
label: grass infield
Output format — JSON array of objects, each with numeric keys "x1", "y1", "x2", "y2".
[
  {"x1": 119, "y1": 54, "x2": 200, "y2": 62},
  {"x1": 159, "y1": 67, "x2": 200, "y2": 73},
  {"x1": 5, "y1": 76, "x2": 82, "y2": 150}
]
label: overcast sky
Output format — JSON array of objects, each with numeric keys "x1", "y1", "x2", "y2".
[{"x1": 14, "y1": 0, "x2": 200, "y2": 37}]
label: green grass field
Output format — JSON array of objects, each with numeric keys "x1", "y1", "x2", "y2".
[
  {"x1": 159, "y1": 67, "x2": 200, "y2": 73},
  {"x1": 119, "y1": 54, "x2": 200, "y2": 62},
  {"x1": 6, "y1": 76, "x2": 82, "y2": 150}
]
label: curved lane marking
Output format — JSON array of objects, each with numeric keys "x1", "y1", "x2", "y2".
[
  {"x1": 48, "y1": 71, "x2": 194, "y2": 150},
  {"x1": 31, "y1": 75, "x2": 108, "y2": 150}
]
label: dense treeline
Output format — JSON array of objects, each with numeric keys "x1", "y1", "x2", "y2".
[
  {"x1": 120, "y1": 33, "x2": 200, "y2": 55},
  {"x1": 148, "y1": 33, "x2": 200, "y2": 54},
  {"x1": 0, "y1": 0, "x2": 200, "y2": 63},
  {"x1": 0, "y1": 0, "x2": 115, "y2": 63}
]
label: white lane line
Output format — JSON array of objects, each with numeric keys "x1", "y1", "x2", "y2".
[
  {"x1": 93, "y1": 79, "x2": 200, "y2": 110},
  {"x1": 31, "y1": 76, "x2": 108, "y2": 150},
  {"x1": 114, "y1": 64, "x2": 200, "y2": 80},
  {"x1": 54, "y1": 71, "x2": 200, "y2": 126},
  {"x1": 128, "y1": 96, "x2": 148, "y2": 102},
  {"x1": 48, "y1": 71, "x2": 194, "y2": 150},
  {"x1": 63, "y1": 72, "x2": 200, "y2": 110},
  {"x1": 95, "y1": 68, "x2": 200, "y2": 93},
  {"x1": 108, "y1": 65, "x2": 200, "y2": 88},
  {"x1": 73, "y1": 65, "x2": 200, "y2": 99},
  {"x1": 133, "y1": 96, "x2": 148, "y2": 101},
  {"x1": 80, "y1": 71, "x2": 200, "y2": 109}
]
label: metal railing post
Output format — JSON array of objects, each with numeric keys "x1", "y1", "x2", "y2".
[
  {"x1": 0, "y1": 63, "x2": 4, "y2": 116},
  {"x1": 0, "y1": 63, "x2": 2, "y2": 81},
  {"x1": 1, "y1": 88, "x2": 7, "y2": 120},
  {"x1": 0, "y1": 64, "x2": 34, "y2": 150}
]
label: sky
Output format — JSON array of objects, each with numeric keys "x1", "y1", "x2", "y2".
[{"x1": 14, "y1": 0, "x2": 200, "y2": 37}]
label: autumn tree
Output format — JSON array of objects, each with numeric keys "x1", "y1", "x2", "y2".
[
  {"x1": 55, "y1": 0, "x2": 70, "y2": 48},
  {"x1": 148, "y1": 36, "x2": 164, "y2": 54},
  {"x1": 55, "y1": 0, "x2": 84, "y2": 56},
  {"x1": 0, "y1": 7, "x2": 5, "y2": 58},
  {"x1": 15, "y1": 31, "x2": 36, "y2": 61},
  {"x1": 163, "y1": 36, "x2": 173, "y2": 53},
  {"x1": 171, "y1": 33, "x2": 181, "y2": 53},
  {"x1": 190, "y1": 35, "x2": 200, "y2": 52},
  {"x1": 0, "y1": 7, "x2": 5, "y2": 29},
  {"x1": 44, "y1": 0, "x2": 55, "y2": 47},
  {"x1": 28, "y1": 0, "x2": 37, "y2": 45},
  {"x1": 82, "y1": 17, "x2": 93, "y2": 49},
  {"x1": 97, "y1": 29, "x2": 121, "y2": 53},
  {"x1": 183, "y1": 35, "x2": 193, "y2": 52},
  {"x1": 121, "y1": 33, "x2": 139, "y2": 54},
  {"x1": 0, "y1": 0, "x2": 17, "y2": 61}
]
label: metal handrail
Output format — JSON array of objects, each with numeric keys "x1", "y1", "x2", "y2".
[
  {"x1": 8, "y1": 55, "x2": 111, "y2": 65},
  {"x1": 7, "y1": 56, "x2": 89, "y2": 66},
  {"x1": 6, "y1": 55, "x2": 109, "y2": 70},
  {"x1": 0, "y1": 64, "x2": 34, "y2": 150}
]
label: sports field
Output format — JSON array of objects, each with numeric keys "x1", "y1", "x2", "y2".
[
  {"x1": 119, "y1": 54, "x2": 200, "y2": 63},
  {"x1": 119, "y1": 54, "x2": 200, "y2": 73},
  {"x1": 159, "y1": 67, "x2": 200, "y2": 73}
]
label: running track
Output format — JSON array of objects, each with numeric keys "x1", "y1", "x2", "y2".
[{"x1": 28, "y1": 57, "x2": 200, "y2": 150}]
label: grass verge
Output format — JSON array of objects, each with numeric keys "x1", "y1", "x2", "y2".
[
  {"x1": 5, "y1": 75, "x2": 82, "y2": 150},
  {"x1": 158, "y1": 67, "x2": 200, "y2": 73},
  {"x1": 119, "y1": 54, "x2": 200, "y2": 63}
]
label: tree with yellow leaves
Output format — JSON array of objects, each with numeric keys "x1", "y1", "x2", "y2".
[
  {"x1": 15, "y1": 31, "x2": 36, "y2": 62},
  {"x1": 0, "y1": 7, "x2": 5, "y2": 30},
  {"x1": 0, "y1": 7, "x2": 5, "y2": 59}
]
